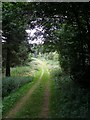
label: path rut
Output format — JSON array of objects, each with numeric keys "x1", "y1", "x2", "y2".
[
  {"x1": 4, "y1": 69, "x2": 44, "y2": 118},
  {"x1": 39, "y1": 73, "x2": 50, "y2": 118}
]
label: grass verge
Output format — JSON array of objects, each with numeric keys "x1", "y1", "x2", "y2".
[
  {"x1": 2, "y1": 70, "x2": 41, "y2": 117},
  {"x1": 50, "y1": 71, "x2": 88, "y2": 118}
]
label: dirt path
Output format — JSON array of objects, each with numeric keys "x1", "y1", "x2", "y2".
[
  {"x1": 39, "y1": 77, "x2": 50, "y2": 118},
  {"x1": 4, "y1": 69, "x2": 44, "y2": 118},
  {"x1": 4, "y1": 58, "x2": 51, "y2": 118}
]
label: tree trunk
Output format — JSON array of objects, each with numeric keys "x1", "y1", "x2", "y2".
[{"x1": 6, "y1": 47, "x2": 10, "y2": 77}]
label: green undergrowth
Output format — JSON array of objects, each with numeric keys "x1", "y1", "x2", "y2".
[
  {"x1": 2, "y1": 65, "x2": 35, "y2": 98},
  {"x1": 50, "y1": 70, "x2": 88, "y2": 118},
  {"x1": 2, "y1": 70, "x2": 42, "y2": 117},
  {"x1": 11, "y1": 66, "x2": 32, "y2": 76},
  {"x1": 16, "y1": 70, "x2": 50, "y2": 118},
  {"x1": 2, "y1": 76, "x2": 33, "y2": 97},
  {"x1": 2, "y1": 66, "x2": 33, "y2": 77}
]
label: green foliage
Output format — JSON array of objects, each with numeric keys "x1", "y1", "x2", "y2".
[
  {"x1": 2, "y1": 76, "x2": 33, "y2": 98},
  {"x1": 10, "y1": 42, "x2": 30, "y2": 67},
  {"x1": 2, "y1": 2, "x2": 90, "y2": 81},
  {"x1": 16, "y1": 71, "x2": 48, "y2": 118},
  {"x1": 11, "y1": 66, "x2": 31, "y2": 76},
  {"x1": 2, "y1": 64, "x2": 42, "y2": 116},
  {"x1": 37, "y1": 51, "x2": 59, "y2": 61},
  {"x1": 50, "y1": 70, "x2": 88, "y2": 118},
  {"x1": 2, "y1": 65, "x2": 34, "y2": 97},
  {"x1": 55, "y1": 23, "x2": 75, "y2": 73},
  {"x1": 2, "y1": 69, "x2": 42, "y2": 116},
  {"x1": 32, "y1": 3, "x2": 90, "y2": 84},
  {"x1": 3, "y1": 81, "x2": 34, "y2": 116},
  {"x1": 2, "y1": 58, "x2": 50, "y2": 117},
  {"x1": 2, "y1": 2, "x2": 33, "y2": 76}
]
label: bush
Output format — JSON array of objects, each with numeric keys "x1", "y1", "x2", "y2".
[
  {"x1": 50, "y1": 70, "x2": 88, "y2": 118},
  {"x1": 2, "y1": 76, "x2": 33, "y2": 98}
]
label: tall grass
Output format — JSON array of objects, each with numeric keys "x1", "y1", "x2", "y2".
[
  {"x1": 2, "y1": 66, "x2": 34, "y2": 98},
  {"x1": 11, "y1": 66, "x2": 32, "y2": 76}
]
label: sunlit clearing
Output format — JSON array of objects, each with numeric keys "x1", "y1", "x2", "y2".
[{"x1": 31, "y1": 58, "x2": 50, "y2": 75}]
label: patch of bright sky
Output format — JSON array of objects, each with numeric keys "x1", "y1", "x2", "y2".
[{"x1": 25, "y1": 26, "x2": 45, "y2": 45}]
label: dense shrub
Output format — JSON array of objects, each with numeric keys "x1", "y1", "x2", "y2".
[
  {"x1": 50, "y1": 70, "x2": 88, "y2": 118},
  {"x1": 2, "y1": 76, "x2": 33, "y2": 97}
]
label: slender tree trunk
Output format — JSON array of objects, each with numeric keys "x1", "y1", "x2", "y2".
[{"x1": 6, "y1": 47, "x2": 10, "y2": 77}]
